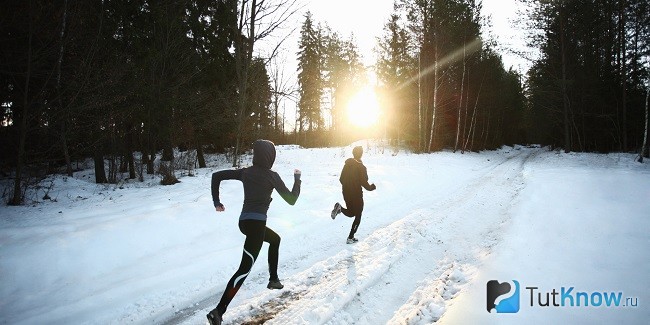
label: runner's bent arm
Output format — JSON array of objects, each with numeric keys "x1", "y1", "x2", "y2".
[
  {"x1": 272, "y1": 171, "x2": 301, "y2": 205},
  {"x1": 211, "y1": 169, "x2": 243, "y2": 208},
  {"x1": 359, "y1": 165, "x2": 375, "y2": 191}
]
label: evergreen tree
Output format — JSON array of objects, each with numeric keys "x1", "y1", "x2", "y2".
[
  {"x1": 398, "y1": 0, "x2": 519, "y2": 152},
  {"x1": 322, "y1": 30, "x2": 365, "y2": 143},
  {"x1": 297, "y1": 11, "x2": 323, "y2": 142},
  {"x1": 376, "y1": 9, "x2": 417, "y2": 146},
  {"x1": 247, "y1": 58, "x2": 274, "y2": 140},
  {"x1": 521, "y1": 0, "x2": 650, "y2": 152}
]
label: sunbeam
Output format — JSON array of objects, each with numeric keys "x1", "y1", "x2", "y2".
[{"x1": 397, "y1": 38, "x2": 483, "y2": 91}]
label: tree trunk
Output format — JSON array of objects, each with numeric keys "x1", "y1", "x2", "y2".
[
  {"x1": 145, "y1": 115, "x2": 155, "y2": 174},
  {"x1": 197, "y1": 141, "x2": 206, "y2": 168},
  {"x1": 454, "y1": 42, "x2": 466, "y2": 153},
  {"x1": 417, "y1": 52, "x2": 423, "y2": 152},
  {"x1": 145, "y1": 151, "x2": 154, "y2": 175},
  {"x1": 125, "y1": 127, "x2": 135, "y2": 179},
  {"x1": 130, "y1": 132, "x2": 136, "y2": 179},
  {"x1": 61, "y1": 129, "x2": 73, "y2": 175},
  {"x1": 639, "y1": 81, "x2": 649, "y2": 162},
  {"x1": 560, "y1": 5, "x2": 571, "y2": 153},
  {"x1": 619, "y1": 0, "x2": 628, "y2": 151},
  {"x1": 461, "y1": 68, "x2": 471, "y2": 153},
  {"x1": 483, "y1": 109, "x2": 491, "y2": 149},
  {"x1": 465, "y1": 71, "x2": 484, "y2": 152},
  {"x1": 10, "y1": 1, "x2": 33, "y2": 205},
  {"x1": 120, "y1": 154, "x2": 128, "y2": 173},
  {"x1": 94, "y1": 148, "x2": 107, "y2": 184},
  {"x1": 162, "y1": 145, "x2": 174, "y2": 162},
  {"x1": 232, "y1": 0, "x2": 257, "y2": 167},
  {"x1": 57, "y1": 0, "x2": 73, "y2": 177},
  {"x1": 427, "y1": 42, "x2": 438, "y2": 153},
  {"x1": 127, "y1": 152, "x2": 135, "y2": 179}
]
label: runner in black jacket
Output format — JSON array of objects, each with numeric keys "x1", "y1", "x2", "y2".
[
  {"x1": 331, "y1": 146, "x2": 376, "y2": 244},
  {"x1": 207, "y1": 140, "x2": 301, "y2": 325}
]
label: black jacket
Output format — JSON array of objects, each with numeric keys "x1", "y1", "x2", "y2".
[
  {"x1": 339, "y1": 158, "x2": 374, "y2": 196},
  {"x1": 211, "y1": 140, "x2": 301, "y2": 216}
]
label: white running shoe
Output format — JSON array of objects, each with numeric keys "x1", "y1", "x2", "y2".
[{"x1": 331, "y1": 202, "x2": 341, "y2": 219}]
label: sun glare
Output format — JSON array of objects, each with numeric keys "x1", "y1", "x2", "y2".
[{"x1": 346, "y1": 87, "x2": 381, "y2": 128}]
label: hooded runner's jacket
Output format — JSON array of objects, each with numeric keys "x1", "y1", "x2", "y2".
[{"x1": 211, "y1": 140, "x2": 301, "y2": 221}]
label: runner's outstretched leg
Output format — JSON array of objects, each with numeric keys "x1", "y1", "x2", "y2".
[{"x1": 215, "y1": 220, "x2": 265, "y2": 315}]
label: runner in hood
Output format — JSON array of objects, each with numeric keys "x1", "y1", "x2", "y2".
[{"x1": 207, "y1": 139, "x2": 301, "y2": 325}]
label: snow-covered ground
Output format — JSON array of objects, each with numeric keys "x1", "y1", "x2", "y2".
[{"x1": 1, "y1": 142, "x2": 648, "y2": 324}]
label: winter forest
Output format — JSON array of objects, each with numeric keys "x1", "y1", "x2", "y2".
[
  {"x1": 2, "y1": 1, "x2": 650, "y2": 324},
  {"x1": 1, "y1": 0, "x2": 649, "y2": 206}
]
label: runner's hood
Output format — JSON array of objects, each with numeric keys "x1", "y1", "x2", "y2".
[{"x1": 252, "y1": 139, "x2": 276, "y2": 169}]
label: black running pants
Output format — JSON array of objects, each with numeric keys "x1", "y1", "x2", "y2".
[
  {"x1": 341, "y1": 192, "x2": 364, "y2": 239},
  {"x1": 216, "y1": 219, "x2": 280, "y2": 314}
]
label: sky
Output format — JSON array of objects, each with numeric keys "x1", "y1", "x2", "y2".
[
  {"x1": 260, "y1": 0, "x2": 535, "y2": 131},
  {"x1": 304, "y1": 0, "x2": 533, "y2": 72}
]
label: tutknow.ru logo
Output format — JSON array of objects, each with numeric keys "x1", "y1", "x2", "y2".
[
  {"x1": 487, "y1": 280, "x2": 639, "y2": 313},
  {"x1": 487, "y1": 280, "x2": 520, "y2": 313}
]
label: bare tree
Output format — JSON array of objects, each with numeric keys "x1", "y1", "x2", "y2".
[
  {"x1": 269, "y1": 55, "x2": 298, "y2": 134},
  {"x1": 11, "y1": 2, "x2": 34, "y2": 205},
  {"x1": 231, "y1": 0, "x2": 302, "y2": 167}
]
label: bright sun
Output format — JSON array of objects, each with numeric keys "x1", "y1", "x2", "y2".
[{"x1": 346, "y1": 87, "x2": 381, "y2": 128}]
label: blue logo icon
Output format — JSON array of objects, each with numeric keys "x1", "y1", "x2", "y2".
[{"x1": 487, "y1": 280, "x2": 520, "y2": 313}]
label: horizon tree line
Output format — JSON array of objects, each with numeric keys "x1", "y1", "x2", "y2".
[
  {"x1": 0, "y1": 0, "x2": 298, "y2": 205},
  {"x1": 1, "y1": 0, "x2": 648, "y2": 205}
]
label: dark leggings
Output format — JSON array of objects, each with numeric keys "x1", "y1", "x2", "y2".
[
  {"x1": 341, "y1": 192, "x2": 364, "y2": 239},
  {"x1": 216, "y1": 219, "x2": 280, "y2": 315}
]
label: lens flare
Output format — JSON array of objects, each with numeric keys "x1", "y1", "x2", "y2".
[{"x1": 346, "y1": 87, "x2": 381, "y2": 128}]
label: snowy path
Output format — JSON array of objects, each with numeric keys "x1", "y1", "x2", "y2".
[
  {"x1": 169, "y1": 149, "x2": 534, "y2": 325},
  {"x1": 4, "y1": 145, "x2": 646, "y2": 324}
]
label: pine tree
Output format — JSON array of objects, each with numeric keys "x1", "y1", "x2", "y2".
[
  {"x1": 297, "y1": 11, "x2": 323, "y2": 143},
  {"x1": 376, "y1": 10, "x2": 416, "y2": 146},
  {"x1": 320, "y1": 29, "x2": 365, "y2": 144},
  {"x1": 521, "y1": 0, "x2": 650, "y2": 153},
  {"x1": 402, "y1": 0, "x2": 490, "y2": 151}
]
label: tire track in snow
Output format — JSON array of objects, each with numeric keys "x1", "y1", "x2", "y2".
[
  {"x1": 224, "y1": 149, "x2": 535, "y2": 324},
  {"x1": 226, "y1": 211, "x2": 430, "y2": 325},
  {"x1": 380, "y1": 149, "x2": 535, "y2": 325},
  {"x1": 163, "y1": 148, "x2": 535, "y2": 325}
]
